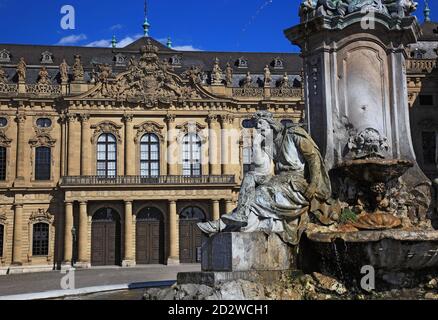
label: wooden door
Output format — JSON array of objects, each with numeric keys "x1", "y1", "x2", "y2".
[
  {"x1": 91, "y1": 209, "x2": 121, "y2": 266},
  {"x1": 136, "y1": 208, "x2": 164, "y2": 265},
  {"x1": 179, "y1": 219, "x2": 203, "y2": 263}
]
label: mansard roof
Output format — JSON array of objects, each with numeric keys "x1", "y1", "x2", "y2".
[{"x1": 0, "y1": 36, "x2": 303, "y2": 78}]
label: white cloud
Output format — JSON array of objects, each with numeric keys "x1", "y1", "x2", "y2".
[
  {"x1": 86, "y1": 39, "x2": 111, "y2": 48},
  {"x1": 110, "y1": 24, "x2": 123, "y2": 31},
  {"x1": 57, "y1": 34, "x2": 87, "y2": 45},
  {"x1": 172, "y1": 45, "x2": 202, "y2": 51},
  {"x1": 117, "y1": 34, "x2": 143, "y2": 48}
]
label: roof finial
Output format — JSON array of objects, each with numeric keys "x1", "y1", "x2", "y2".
[
  {"x1": 424, "y1": 0, "x2": 431, "y2": 22},
  {"x1": 111, "y1": 35, "x2": 117, "y2": 48},
  {"x1": 143, "y1": 0, "x2": 150, "y2": 37},
  {"x1": 167, "y1": 37, "x2": 172, "y2": 49}
]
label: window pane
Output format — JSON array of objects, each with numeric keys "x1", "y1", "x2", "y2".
[
  {"x1": 0, "y1": 147, "x2": 6, "y2": 181},
  {"x1": 0, "y1": 224, "x2": 3, "y2": 257},
  {"x1": 35, "y1": 147, "x2": 51, "y2": 180},
  {"x1": 33, "y1": 223, "x2": 49, "y2": 256},
  {"x1": 140, "y1": 134, "x2": 160, "y2": 177},
  {"x1": 96, "y1": 134, "x2": 117, "y2": 177}
]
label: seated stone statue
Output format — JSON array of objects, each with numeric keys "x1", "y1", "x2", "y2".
[{"x1": 198, "y1": 111, "x2": 333, "y2": 245}]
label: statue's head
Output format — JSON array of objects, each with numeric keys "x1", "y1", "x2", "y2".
[{"x1": 253, "y1": 111, "x2": 283, "y2": 134}]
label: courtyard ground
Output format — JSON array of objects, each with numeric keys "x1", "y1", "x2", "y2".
[{"x1": 0, "y1": 264, "x2": 201, "y2": 299}]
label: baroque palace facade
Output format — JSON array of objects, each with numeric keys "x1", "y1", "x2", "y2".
[{"x1": 0, "y1": 17, "x2": 436, "y2": 272}]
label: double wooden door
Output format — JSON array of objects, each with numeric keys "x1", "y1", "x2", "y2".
[
  {"x1": 91, "y1": 209, "x2": 121, "y2": 266},
  {"x1": 136, "y1": 220, "x2": 164, "y2": 264}
]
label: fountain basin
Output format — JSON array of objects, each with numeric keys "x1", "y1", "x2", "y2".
[
  {"x1": 336, "y1": 159, "x2": 413, "y2": 184},
  {"x1": 299, "y1": 230, "x2": 438, "y2": 289}
]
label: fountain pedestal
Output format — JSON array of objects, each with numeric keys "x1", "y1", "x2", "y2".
[{"x1": 284, "y1": 12, "x2": 430, "y2": 196}]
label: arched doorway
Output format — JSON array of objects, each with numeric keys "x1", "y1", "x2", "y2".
[
  {"x1": 136, "y1": 207, "x2": 164, "y2": 265},
  {"x1": 179, "y1": 206, "x2": 206, "y2": 263},
  {"x1": 91, "y1": 208, "x2": 121, "y2": 266}
]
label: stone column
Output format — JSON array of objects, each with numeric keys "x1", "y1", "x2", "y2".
[
  {"x1": 14, "y1": 114, "x2": 26, "y2": 185},
  {"x1": 67, "y1": 114, "x2": 80, "y2": 176},
  {"x1": 166, "y1": 114, "x2": 178, "y2": 175},
  {"x1": 212, "y1": 200, "x2": 220, "y2": 221},
  {"x1": 167, "y1": 200, "x2": 179, "y2": 265},
  {"x1": 123, "y1": 114, "x2": 135, "y2": 176},
  {"x1": 77, "y1": 201, "x2": 89, "y2": 267},
  {"x1": 225, "y1": 200, "x2": 234, "y2": 215},
  {"x1": 123, "y1": 200, "x2": 135, "y2": 267},
  {"x1": 208, "y1": 114, "x2": 221, "y2": 176},
  {"x1": 63, "y1": 202, "x2": 73, "y2": 264},
  {"x1": 79, "y1": 114, "x2": 91, "y2": 176},
  {"x1": 221, "y1": 114, "x2": 237, "y2": 176},
  {"x1": 12, "y1": 204, "x2": 23, "y2": 265}
]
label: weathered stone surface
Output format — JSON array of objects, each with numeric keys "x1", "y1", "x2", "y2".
[{"x1": 201, "y1": 232, "x2": 296, "y2": 272}]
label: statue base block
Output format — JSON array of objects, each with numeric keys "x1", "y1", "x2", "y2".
[{"x1": 201, "y1": 232, "x2": 296, "y2": 272}]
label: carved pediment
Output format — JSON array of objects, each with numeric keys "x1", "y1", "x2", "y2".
[
  {"x1": 29, "y1": 133, "x2": 56, "y2": 147},
  {"x1": 134, "y1": 121, "x2": 165, "y2": 142},
  {"x1": 91, "y1": 121, "x2": 123, "y2": 144},
  {"x1": 76, "y1": 40, "x2": 214, "y2": 108},
  {"x1": 29, "y1": 209, "x2": 54, "y2": 225}
]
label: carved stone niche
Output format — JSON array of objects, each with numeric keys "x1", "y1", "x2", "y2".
[
  {"x1": 91, "y1": 121, "x2": 123, "y2": 144},
  {"x1": 134, "y1": 121, "x2": 165, "y2": 143},
  {"x1": 41, "y1": 51, "x2": 54, "y2": 64}
]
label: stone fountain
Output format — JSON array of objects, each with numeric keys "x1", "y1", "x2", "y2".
[{"x1": 284, "y1": 0, "x2": 438, "y2": 290}]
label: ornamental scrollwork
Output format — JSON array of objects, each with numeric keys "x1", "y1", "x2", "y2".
[
  {"x1": 29, "y1": 133, "x2": 56, "y2": 148},
  {"x1": 0, "y1": 130, "x2": 12, "y2": 148},
  {"x1": 91, "y1": 121, "x2": 123, "y2": 144},
  {"x1": 29, "y1": 209, "x2": 54, "y2": 225},
  {"x1": 134, "y1": 121, "x2": 165, "y2": 143}
]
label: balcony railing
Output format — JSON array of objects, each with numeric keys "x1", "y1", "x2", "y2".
[{"x1": 60, "y1": 175, "x2": 236, "y2": 186}]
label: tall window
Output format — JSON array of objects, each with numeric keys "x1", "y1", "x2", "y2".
[
  {"x1": 422, "y1": 131, "x2": 437, "y2": 166},
  {"x1": 140, "y1": 134, "x2": 160, "y2": 177},
  {"x1": 97, "y1": 134, "x2": 117, "y2": 177},
  {"x1": 243, "y1": 147, "x2": 252, "y2": 175},
  {"x1": 35, "y1": 147, "x2": 51, "y2": 180},
  {"x1": 182, "y1": 134, "x2": 202, "y2": 176},
  {"x1": 0, "y1": 224, "x2": 3, "y2": 257},
  {"x1": 0, "y1": 147, "x2": 6, "y2": 181},
  {"x1": 32, "y1": 223, "x2": 49, "y2": 256}
]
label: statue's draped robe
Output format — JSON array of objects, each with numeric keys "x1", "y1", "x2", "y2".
[{"x1": 240, "y1": 126, "x2": 332, "y2": 245}]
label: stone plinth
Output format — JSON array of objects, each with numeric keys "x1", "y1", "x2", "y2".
[{"x1": 201, "y1": 232, "x2": 296, "y2": 272}]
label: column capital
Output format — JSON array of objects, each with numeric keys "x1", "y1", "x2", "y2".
[
  {"x1": 64, "y1": 201, "x2": 73, "y2": 205},
  {"x1": 79, "y1": 201, "x2": 88, "y2": 205},
  {"x1": 123, "y1": 113, "x2": 133, "y2": 123},
  {"x1": 79, "y1": 113, "x2": 90, "y2": 123},
  {"x1": 15, "y1": 113, "x2": 26, "y2": 124},
  {"x1": 67, "y1": 113, "x2": 78, "y2": 123},
  {"x1": 207, "y1": 113, "x2": 220, "y2": 124},
  {"x1": 14, "y1": 203, "x2": 23, "y2": 209},
  {"x1": 220, "y1": 114, "x2": 234, "y2": 126},
  {"x1": 124, "y1": 200, "x2": 133, "y2": 205},
  {"x1": 165, "y1": 113, "x2": 176, "y2": 124}
]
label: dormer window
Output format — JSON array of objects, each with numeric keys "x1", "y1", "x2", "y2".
[
  {"x1": 114, "y1": 53, "x2": 126, "y2": 66},
  {"x1": 170, "y1": 55, "x2": 182, "y2": 67},
  {"x1": 273, "y1": 57, "x2": 284, "y2": 70},
  {"x1": 41, "y1": 51, "x2": 53, "y2": 64},
  {"x1": 237, "y1": 57, "x2": 248, "y2": 69},
  {"x1": 0, "y1": 50, "x2": 11, "y2": 63},
  {"x1": 411, "y1": 48, "x2": 426, "y2": 59}
]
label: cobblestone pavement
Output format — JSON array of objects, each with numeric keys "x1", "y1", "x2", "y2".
[{"x1": 0, "y1": 264, "x2": 200, "y2": 296}]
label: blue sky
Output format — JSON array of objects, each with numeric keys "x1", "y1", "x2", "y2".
[{"x1": 0, "y1": 0, "x2": 436, "y2": 52}]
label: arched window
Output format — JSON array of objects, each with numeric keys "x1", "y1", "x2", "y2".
[
  {"x1": 0, "y1": 146, "x2": 6, "y2": 181},
  {"x1": 140, "y1": 134, "x2": 160, "y2": 177},
  {"x1": 33, "y1": 223, "x2": 49, "y2": 256},
  {"x1": 180, "y1": 206, "x2": 206, "y2": 220},
  {"x1": 0, "y1": 224, "x2": 3, "y2": 257},
  {"x1": 97, "y1": 134, "x2": 117, "y2": 177},
  {"x1": 182, "y1": 134, "x2": 202, "y2": 176},
  {"x1": 35, "y1": 147, "x2": 51, "y2": 180}
]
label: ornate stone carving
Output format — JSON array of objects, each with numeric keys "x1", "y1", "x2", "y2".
[
  {"x1": 73, "y1": 55, "x2": 84, "y2": 81},
  {"x1": 96, "y1": 63, "x2": 113, "y2": 96},
  {"x1": 37, "y1": 66, "x2": 50, "y2": 85},
  {"x1": 300, "y1": 0, "x2": 417, "y2": 19},
  {"x1": 16, "y1": 57, "x2": 26, "y2": 82},
  {"x1": 165, "y1": 113, "x2": 176, "y2": 123},
  {"x1": 176, "y1": 121, "x2": 207, "y2": 136},
  {"x1": 0, "y1": 49, "x2": 11, "y2": 63},
  {"x1": 347, "y1": 128, "x2": 390, "y2": 159},
  {"x1": 15, "y1": 113, "x2": 26, "y2": 124},
  {"x1": 82, "y1": 40, "x2": 207, "y2": 107},
  {"x1": 242, "y1": 72, "x2": 253, "y2": 88},
  {"x1": 0, "y1": 212, "x2": 7, "y2": 224},
  {"x1": 0, "y1": 67, "x2": 8, "y2": 84},
  {"x1": 29, "y1": 133, "x2": 56, "y2": 147},
  {"x1": 41, "y1": 51, "x2": 53, "y2": 64},
  {"x1": 122, "y1": 113, "x2": 133, "y2": 123},
  {"x1": 26, "y1": 83, "x2": 61, "y2": 96},
  {"x1": 0, "y1": 130, "x2": 12, "y2": 147},
  {"x1": 211, "y1": 58, "x2": 223, "y2": 85},
  {"x1": 134, "y1": 121, "x2": 165, "y2": 142},
  {"x1": 91, "y1": 121, "x2": 123, "y2": 144},
  {"x1": 78, "y1": 113, "x2": 90, "y2": 123},
  {"x1": 279, "y1": 72, "x2": 290, "y2": 88},
  {"x1": 29, "y1": 209, "x2": 54, "y2": 225},
  {"x1": 225, "y1": 63, "x2": 233, "y2": 87},
  {"x1": 59, "y1": 59, "x2": 69, "y2": 83}
]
